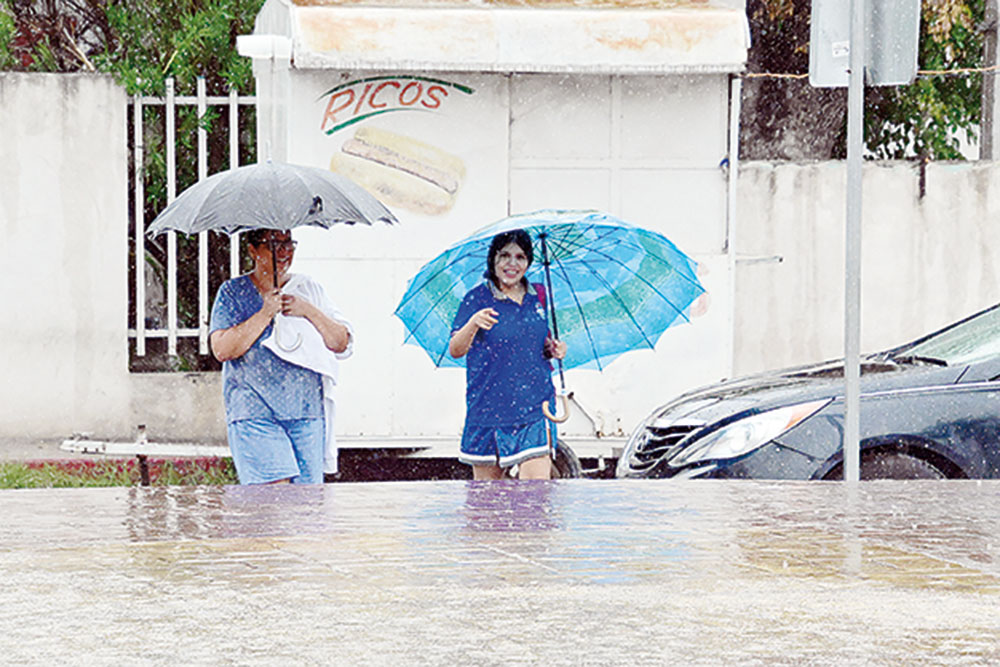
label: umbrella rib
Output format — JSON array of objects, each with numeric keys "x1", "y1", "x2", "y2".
[
  {"x1": 564, "y1": 256, "x2": 659, "y2": 349},
  {"x1": 546, "y1": 226, "x2": 704, "y2": 295},
  {"x1": 547, "y1": 255, "x2": 608, "y2": 371},
  {"x1": 395, "y1": 248, "x2": 487, "y2": 313},
  {"x1": 302, "y1": 169, "x2": 368, "y2": 227},
  {"x1": 396, "y1": 257, "x2": 485, "y2": 366},
  {"x1": 397, "y1": 259, "x2": 476, "y2": 336},
  {"x1": 545, "y1": 229, "x2": 703, "y2": 325}
]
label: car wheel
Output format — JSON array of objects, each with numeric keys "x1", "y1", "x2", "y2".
[
  {"x1": 859, "y1": 451, "x2": 945, "y2": 480},
  {"x1": 551, "y1": 442, "x2": 582, "y2": 479}
]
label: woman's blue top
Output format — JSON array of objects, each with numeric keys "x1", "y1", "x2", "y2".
[
  {"x1": 209, "y1": 275, "x2": 323, "y2": 424},
  {"x1": 451, "y1": 281, "x2": 554, "y2": 426}
]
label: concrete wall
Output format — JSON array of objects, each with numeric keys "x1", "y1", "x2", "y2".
[
  {"x1": 0, "y1": 74, "x2": 227, "y2": 443},
  {"x1": 734, "y1": 161, "x2": 1000, "y2": 376},
  {"x1": 0, "y1": 73, "x2": 133, "y2": 440}
]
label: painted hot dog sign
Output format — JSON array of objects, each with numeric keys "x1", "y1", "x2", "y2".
[
  {"x1": 320, "y1": 76, "x2": 475, "y2": 216},
  {"x1": 320, "y1": 75, "x2": 474, "y2": 135}
]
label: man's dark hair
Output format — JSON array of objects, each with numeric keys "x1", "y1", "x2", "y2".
[{"x1": 485, "y1": 228, "x2": 533, "y2": 287}]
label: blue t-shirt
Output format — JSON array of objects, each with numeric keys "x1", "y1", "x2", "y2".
[
  {"x1": 209, "y1": 275, "x2": 324, "y2": 424},
  {"x1": 451, "y1": 281, "x2": 554, "y2": 426}
]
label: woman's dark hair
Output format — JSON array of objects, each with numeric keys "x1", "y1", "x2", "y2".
[
  {"x1": 245, "y1": 229, "x2": 270, "y2": 247},
  {"x1": 245, "y1": 229, "x2": 292, "y2": 247},
  {"x1": 485, "y1": 229, "x2": 533, "y2": 286}
]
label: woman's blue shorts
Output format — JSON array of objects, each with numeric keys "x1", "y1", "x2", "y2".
[
  {"x1": 459, "y1": 419, "x2": 557, "y2": 469},
  {"x1": 227, "y1": 417, "x2": 325, "y2": 484}
]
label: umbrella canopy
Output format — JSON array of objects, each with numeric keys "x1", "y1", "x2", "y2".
[
  {"x1": 146, "y1": 160, "x2": 397, "y2": 237},
  {"x1": 146, "y1": 159, "x2": 396, "y2": 352},
  {"x1": 394, "y1": 209, "x2": 705, "y2": 372}
]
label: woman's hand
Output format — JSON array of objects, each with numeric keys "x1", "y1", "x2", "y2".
[
  {"x1": 449, "y1": 308, "x2": 498, "y2": 359},
  {"x1": 468, "y1": 308, "x2": 499, "y2": 331},
  {"x1": 279, "y1": 293, "x2": 350, "y2": 353},
  {"x1": 279, "y1": 293, "x2": 310, "y2": 318},
  {"x1": 211, "y1": 288, "x2": 282, "y2": 362},
  {"x1": 545, "y1": 337, "x2": 567, "y2": 360},
  {"x1": 261, "y1": 288, "x2": 283, "y2": 319}
]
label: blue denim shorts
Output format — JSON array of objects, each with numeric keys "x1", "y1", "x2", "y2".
[
  {"x1": 459, "y1": 419, "x2": 556, "y2": 469},
  {"x1": 227, "y1": 417, "x2": 325, "y2": 484}
]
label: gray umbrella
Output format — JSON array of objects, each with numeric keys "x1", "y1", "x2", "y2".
[
  {"x1": 146, "y1": 159, "x2": 397, "y2": 350},
  {"x1": 146, "y1": 160, "x2": 397, "y2": 236}
]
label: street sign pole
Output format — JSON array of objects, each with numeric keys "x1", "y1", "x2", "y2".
[
  {"x1": 810, "y1": 0, "x2": 919, "y2": 482},
  {"x1": 844, "y1": 0, "x2": 865, "y2": 483}
]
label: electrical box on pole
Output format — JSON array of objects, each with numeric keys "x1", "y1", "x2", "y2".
[{"x1": 809, "y1": 0, "x2": 921, "y2": 87}]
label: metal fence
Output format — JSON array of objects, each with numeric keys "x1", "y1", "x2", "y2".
[{"x1": 128, "y1": 77, "x2": 255, "y2": 363}]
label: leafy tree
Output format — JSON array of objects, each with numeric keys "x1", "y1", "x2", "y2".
[{"x1": 743, "y1": 0, "x2": 986, "y2": 160}]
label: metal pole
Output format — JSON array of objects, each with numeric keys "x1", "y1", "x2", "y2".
[
  {"x1": 983, "y1": 0, "x2": 999, "y2": 159},
  {"x1": 726, "y1": 74, "x2": 742, "y2": 380},
  {"x1": 197, "y1": 77, "x2": 209, "y2": 356},
  {"x1": 539, "y1": 233, "x2": 565, "y2": 391},
  {"x1": 844, "y1": 0, "x2": 865, "y2": 483}
]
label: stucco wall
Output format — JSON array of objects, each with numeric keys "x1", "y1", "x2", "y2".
[
  {"x1": 0, "y1": 74, "x2": 227, "y2": 444},
  {"x1": 0, "y1": 73, "x2": 133, "y2": 439},
  {"x1": 734, "y1": 161, "x2": 1000, "y2": 376}
]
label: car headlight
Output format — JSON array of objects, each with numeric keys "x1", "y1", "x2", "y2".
[{"x1": 667, "y1": 399, "x2": 831, "y2": 467}]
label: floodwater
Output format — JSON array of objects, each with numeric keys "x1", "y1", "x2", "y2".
[{"x1": 3, "y1": 479, "x2": 1000, "y2": 665}]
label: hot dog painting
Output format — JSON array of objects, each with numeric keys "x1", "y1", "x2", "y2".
[
  {"x1": 330, "y1": 126, "x2": 467, "y2": 216},
  {"x1": 320, "y1": 75, "x2": 474, "y2": 216}
]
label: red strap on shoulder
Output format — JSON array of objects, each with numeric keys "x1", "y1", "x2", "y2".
[{"x1": 535, "y1": 283, "x2": 546, "y2": 308}]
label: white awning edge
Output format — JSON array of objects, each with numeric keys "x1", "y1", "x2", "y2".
[{"x1": 268, "y1": 6, "x2": 749, "y2": 74}]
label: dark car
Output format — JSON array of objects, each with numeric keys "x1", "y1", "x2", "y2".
[{"x1": 617, "y1": 303, "x2": 1000, "y2": 480}]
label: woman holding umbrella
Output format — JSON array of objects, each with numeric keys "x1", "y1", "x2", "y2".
[
  {"x1": 209, "y1": 229, "x2": 353, "y2": 484},
  {"x1": 449, "y1": 229, "x2": 567, "y2": 480}
]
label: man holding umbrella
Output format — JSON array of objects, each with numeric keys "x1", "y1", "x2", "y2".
[{"x1": 210, "y1": 229, "x2": 353, "y2": 484}]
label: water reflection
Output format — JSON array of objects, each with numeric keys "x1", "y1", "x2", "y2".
[
  {"x1": 124, "y1": 486, "x2": 227, "y2": 542},
  {"x1": 123, "y1": 484, "x2": 336, "y2": 542},
  {"x1": 220, "y1": 484, "x2": 330, "y2": 539},
  {"x1": 461, "y1": 480, "x2": 562, "y2": 533}
]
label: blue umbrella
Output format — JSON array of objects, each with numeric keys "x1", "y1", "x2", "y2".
[{"x1": 394, "y1": 209, "x2": 705, "y2": 383}]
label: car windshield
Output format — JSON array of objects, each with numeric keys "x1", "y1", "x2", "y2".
[{"x1": 898, "y1": 306, "x2": 1000, "y2": 365}]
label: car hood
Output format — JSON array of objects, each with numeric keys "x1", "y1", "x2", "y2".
[{"x1": 649, "y1": 356, "x2": 968, "y2": 424}]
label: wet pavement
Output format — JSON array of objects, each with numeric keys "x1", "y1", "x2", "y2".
[{"x1": 3, "y1": 479, "x2": 1000, "y2": 665}]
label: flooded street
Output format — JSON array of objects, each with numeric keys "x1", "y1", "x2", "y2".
[{"x1": 3, "y1": 479, "x2": 1000, "y2": 664}]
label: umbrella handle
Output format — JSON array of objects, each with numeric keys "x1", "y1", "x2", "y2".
[
  {"x1": 542, "y1": 394, "x2": 570, "y2": 423},
  {"x1": 274, "y1": 316, "x2": 303, "y2": 352}
]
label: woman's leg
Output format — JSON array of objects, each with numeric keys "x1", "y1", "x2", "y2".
[
  {"x1": 498, "y1": 420, "x2": 553, "y2": 479},
  {"x1": 282, "y1": 417, "x2": 325, "y2": 484},
  {"x1": 517, "y1": 455, "x2": 551, "y2": 480},
  {"x1": 227, "y1": 419, "x2": 300, "y2": 484},
  {"x1": 472, "y1": 464, "x2": 505, "y2": 480}
]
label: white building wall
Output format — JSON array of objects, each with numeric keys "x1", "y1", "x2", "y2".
[{"x1": 0, "y1": 74, "x2": 226, "y2": 444}]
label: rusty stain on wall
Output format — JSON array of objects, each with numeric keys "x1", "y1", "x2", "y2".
[
  {"x1": 299, "y1": 12, "x2": 497, "y2": 55},
  {"x1": 293, "y1": 0, "x2": 720, "y2": 8},
  {"x1": 273, "y1": 0, "x2": 749, "y2": 71},
  {"x1": 585, "y1": 11, "x2": 739, "y2": 52}
]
